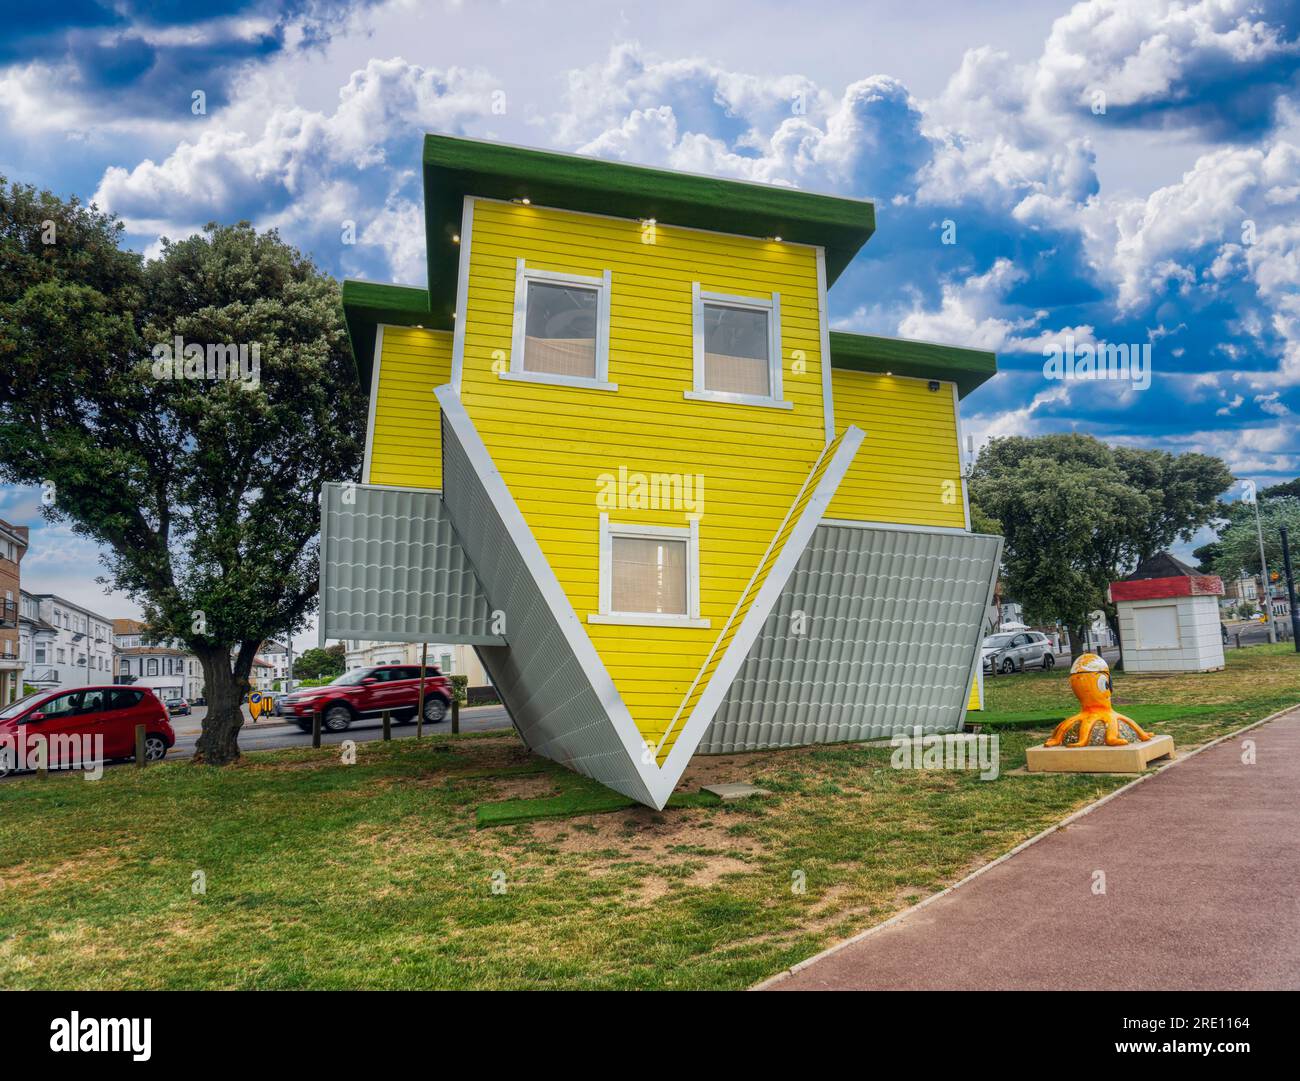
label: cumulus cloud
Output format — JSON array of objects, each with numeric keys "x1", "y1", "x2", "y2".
[
  {"x1": 1032, "y1": 0, "x2": 1300, "y2": 139},
  {"x1": 91, "y1": 57, "x2": 502, "y2": 280}
]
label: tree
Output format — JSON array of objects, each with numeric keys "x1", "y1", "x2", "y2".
[
  {"x1": 0, "y1": 178, "x2": 364, "y2": 764},
  {"x1": 1263, "y1": 477, "x2": 1300, "y2": 500},
  {"x1": 294, "y1": 644, "x2": 345, "y2": 681},
  {"x1": 970, "y1": 434, "x2": 1233, "y2": 651},
  {"x1": 1206, "y1": 496, "x2": 1300, "y2": 581}
]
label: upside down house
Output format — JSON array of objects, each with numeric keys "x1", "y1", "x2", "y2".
[{"x1": 320, "y1": 134, "x2": 1002, "y2": 808}]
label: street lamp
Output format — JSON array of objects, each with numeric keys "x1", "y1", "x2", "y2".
[{"x1": 1240, "y1": 479, "x2": 1276, "y2": 644}]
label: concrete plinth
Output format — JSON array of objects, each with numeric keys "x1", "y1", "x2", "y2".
[{"x1": 1026, "y1": 734, "x2": 1175, "y2": 773}]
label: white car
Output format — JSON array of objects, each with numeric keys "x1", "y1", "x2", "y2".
[{"x1": 983, "y1": 630, "x2": 1055, "y2": 674}]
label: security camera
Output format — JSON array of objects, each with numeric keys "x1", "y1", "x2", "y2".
[{"x1": 927, "y1": 380, "x2": 941, "y2": 392}]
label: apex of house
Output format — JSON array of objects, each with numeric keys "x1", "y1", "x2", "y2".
[{"x1": 323, "y1": 133, "x2": 1001, "y2": 808}]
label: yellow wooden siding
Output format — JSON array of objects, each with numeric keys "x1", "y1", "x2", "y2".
[
  {"x1": 368, "y1": 327, "x2": 453, "y2": 489},
  {"x1": 660, "y1": 433, "x2": 845, "y2": 760},
  {"x1": 461, "y1": 198, "x2": 828, "y2": 747},
  {"x1": 827, "y1": 369, "x2": 966, "y2": 528}
]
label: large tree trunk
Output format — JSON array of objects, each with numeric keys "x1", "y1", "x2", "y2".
[
  {"x1": 1107, "y1": 605, "x2": 1124, "y2": 671},
  {"x1": 194, "y1": 644, "x2": 253, "y2": 765},
  {"x1": 1068, "y1": 623, "x2": 1088, "y2": 661}
]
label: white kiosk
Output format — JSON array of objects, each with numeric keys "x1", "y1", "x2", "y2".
[{"x1": 1109, "y1": 552, "x2": 1225, "y2": 674}]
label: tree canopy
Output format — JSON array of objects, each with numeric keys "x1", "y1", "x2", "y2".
[
  {"x1": 0, "y1": 177, "x2": 365, "y2": 762},
  {"x1": 294, "y1": 644, "x2": 346, "y2": 681},
  {"x1": 969, "y1": 433, "x2": 1233, "y2": 646},
  {"x1": 1204, "y1": 496, "x2": 1300, "y2": 582}
]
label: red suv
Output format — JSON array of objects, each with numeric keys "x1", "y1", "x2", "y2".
[
  {"x1": 0, "y1": 685, "x2": 175, "y2": 777},
  {"x1": 276, "y1": 664, "x2": 454, "y2": 733}
]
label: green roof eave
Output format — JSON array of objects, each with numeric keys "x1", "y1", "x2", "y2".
[
  {"x1": 422, "y1": 133, "x2": 876, "y2": 328},
  {"x1": 341, "y1": 280, "x2": 443, "y2": 388},
  {"x1": 829, "y1": 331, "x2": 997, "y2": 399}
]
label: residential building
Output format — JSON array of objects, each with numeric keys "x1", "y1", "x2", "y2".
[
  {"x1": 259, "y1": 640, "x2": 293, "y2": 689},
  {"x1": 317, "y1": 134, "x2": 1001, "y2": 809},
  {"x1": 340, "y1": 639, "x2": 489, "y2": 684},
  {"x1": 251, "y1": 656, "x2": 276, "y2": 692},
  {"x1": 112, "y1": 619, "x2": 204, "y2": 702},
  {"x1": 19, "y1": 591, "x2": 114, "y2": 694},
  {"x1": 0, "y1": 518, "x2": 29, "y2": 704}
]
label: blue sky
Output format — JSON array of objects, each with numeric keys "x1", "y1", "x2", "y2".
[{"x1": 2, "y1": 0, "x2": 1298, "y2": 633}]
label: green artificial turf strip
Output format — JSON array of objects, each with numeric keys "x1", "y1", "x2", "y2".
[{"x1": 973, "y1": 703, "x2": 1221, "y2": 730}]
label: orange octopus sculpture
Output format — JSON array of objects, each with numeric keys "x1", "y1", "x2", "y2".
[{"x1": 1044, "y1": 653, "x2": 1155, "y2": 748}]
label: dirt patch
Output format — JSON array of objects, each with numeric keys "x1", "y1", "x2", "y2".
[
  {"x1": 0, "y1": 847, "x2": 120, "y2": 890},
  {"x1": 521, "y1": 807, "x2": 768, "y2": 868},
  {"x1": 480, "y1": 773, "x2": 563, "y2": 801},
  {"x1": 674, "y1": 746, "x2": 817, "y2": 789}
]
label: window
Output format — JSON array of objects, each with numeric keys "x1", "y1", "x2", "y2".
[
  {"x1": 686, "y1": 285, "x2": 788, "y2": 408},
  {"x1": 37, "y1": 692, "x2": 81, "y2": 719},
  {"x1": 109, "y1": 689, "x2": 143, "y2": 710},
  {"x1": 1134, "y1": 605, "x2": 1180, "y2": 650},
  {"x1": 590, "y1": 514, "x2": 708, "y2": 628},
  {"x1": 34, "y1": 644, "x2": 46, "y2": 665},
  {"x1": 56, "y1": 648, "x2": 66, "y2": 663},
  {"x1": 147, "y1": 658, "x2": 159, "y2": 676},
  {"x1": 505, "y1": 260, "x2": 614, "y2": 390}
]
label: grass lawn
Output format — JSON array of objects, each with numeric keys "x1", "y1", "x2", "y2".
[{"x1": 1, "y1": 644, "x2": 1296, "y2": 990}]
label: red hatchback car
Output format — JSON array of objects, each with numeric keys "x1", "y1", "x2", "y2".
[
  {"x1": 0, "y1": 685, "x2": 175, "y2": 777},
  {"x1": 277, "y1": 664, "x2": 454, "y2": 732}
]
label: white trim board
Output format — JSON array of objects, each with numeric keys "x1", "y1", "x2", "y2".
[
  {"x1": 449, "y1": 195, "x2": 476, "y2": 394},
  {"x1": 655, "y1": 427, "x2": 865, "y2": 797},
  {"x1": 815, "y1": 247, "x2": 835, "y2": 444},
  {"x1": 433, "y1": 384, "x2": 656, "y2": 796},
  {"x1": 953, "y1": 381, "x2": 971, "y2": 532},
  {"x1": 361, "y1": 324, "x2": 384, "y2": 484}
]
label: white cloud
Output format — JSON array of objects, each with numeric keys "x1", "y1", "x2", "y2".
[
  {"x1": 91, "y1": 57, "x2": 503, "y2": 280},
  {"x1": 895, "y1": 258, "x2": 1097, "y2": 353}
]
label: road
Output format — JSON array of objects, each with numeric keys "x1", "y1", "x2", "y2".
[
  {"x1": 167, "y1": 703, "x2": 515, "y2": 758},
  {"x1": 766, "y1": 705, "x2": 1300, "y2": 990},
  {"x1": 0, "y1": 703, "x2": 516, "y2": 780}
]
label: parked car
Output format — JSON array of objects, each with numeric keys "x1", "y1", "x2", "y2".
[
  {"x1": 0, "y1": 685, "x2": 175, "y2": 777},
  {"x1": 166, "y1": 698, "x2": 192, "y2": 716},
  {"x1": 983, "y1": 630, "x2": 1055, "y2": 674},
  {"x1": 275, "y1": 664, "x2": 454, "y2": 733}
]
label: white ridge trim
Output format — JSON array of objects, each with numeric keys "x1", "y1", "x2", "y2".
[
  {"x1": 433, "y1": 384, "x2": 657, "y2": 804},
  {"x1": 649, "y1": 426, "x2": 865, "y2": 807},
  {"x1": 361, "y1": 324, "x2": 384, "y2": 484},
  {"x1": 449, "y1": 196, "x2": 475, "y2": 394}
]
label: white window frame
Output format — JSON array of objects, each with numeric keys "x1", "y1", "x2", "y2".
[
  {"x1": 685, "y1": 284, "x2": 790, "y2": 410},
  {"x1": 503, "y1": 259, "x2": 616, "y2": 391},
  {"x1": 588, "y1": 513, "x2": 709, "y2": 628}
]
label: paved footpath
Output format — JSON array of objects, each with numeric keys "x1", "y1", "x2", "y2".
[{"x1": 766, "y1": 706, "x2": 1300, "y2": 991}]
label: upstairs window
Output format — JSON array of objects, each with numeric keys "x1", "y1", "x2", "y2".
[
  {"x1": 687, "y1": 286, "x2": 788, "y2": 409},
  {"x1": 505, "y1": 260, "x2": 614, "y2": 391}
]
